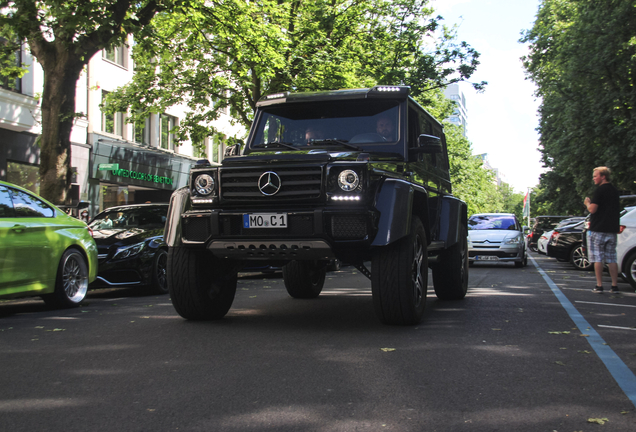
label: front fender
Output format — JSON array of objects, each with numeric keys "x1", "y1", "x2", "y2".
[
  {"x1": 164, "y1": 187, "x2": 190, "y2": 247},
  {"x1": 438, "y1": 195, "x2": 467, "y2": 248},
  {"x1": 371, "y1": 179, "x2": 427, "y2": 246}
]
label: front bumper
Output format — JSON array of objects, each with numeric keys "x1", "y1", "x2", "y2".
[
  {"x1": 90, "y1": 254, "x2": 154, "y2": 288},
  {"x1": 179, "y1": 208, "x2": 375, "y2": 261},
  {"x1": 468, "y1": 245, "x2": 525, "y2": 263}
]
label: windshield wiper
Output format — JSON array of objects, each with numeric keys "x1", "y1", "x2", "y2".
[
  {"x1": 309, "y1": 139, "x2": 361, "y2": 151},
  {"x1": 252, "y1": 142, "x2": 299, "y2": 151}
]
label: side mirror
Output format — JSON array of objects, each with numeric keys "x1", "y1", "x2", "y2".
[
  {"x1": 410, "y1": 134, "x2": 442, "y2": 155},
  {"x1": 224, "y1": 143, "x2": 241, "y2": 157}
]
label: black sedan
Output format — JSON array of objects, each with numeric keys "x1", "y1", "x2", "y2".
[
  {"x1": 547, "y1": 221, "x2": 591, "y2": 270},
  {"x1": 88, "y1": 203, "x2": 169, "y2": 294}
]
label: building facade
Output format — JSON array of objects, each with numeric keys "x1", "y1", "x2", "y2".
[
  {"x1": 0, "y1": 40, "x2": 244, "y2": 219},
  {"x1": 443, "y1": 83, "x2": 468, "y2": 136}
]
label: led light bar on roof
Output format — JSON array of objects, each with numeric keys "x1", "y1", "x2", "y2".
[
  {"x1": 265, "y1": 92, "x2": 286, "y2": 99},
  {"x1": 374, "y1": 86, "x2": 403, "y2": 92}
]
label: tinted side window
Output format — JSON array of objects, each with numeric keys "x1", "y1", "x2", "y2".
[
  {"x1": 0, "y1": 186, "x2": 15, "y2": 217},
  {"x1": 9, "y1": 188, "x2": 55, "y2": 218}
]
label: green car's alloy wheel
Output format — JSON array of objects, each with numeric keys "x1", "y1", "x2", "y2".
[{"x1": 43, "y1": 249, "x2": 89, "y2": 308}]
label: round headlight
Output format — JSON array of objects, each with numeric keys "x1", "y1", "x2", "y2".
[
  {"x1": 338, "y1": 170, "x2": 359, "y2": 191},
  {"x1": 194, "y1": 174, "x2": 215, "y2": 196}
]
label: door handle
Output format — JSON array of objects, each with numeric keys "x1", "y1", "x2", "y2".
[{"x1": 11, "y1": 224, "x2": 27, "y2": 233}]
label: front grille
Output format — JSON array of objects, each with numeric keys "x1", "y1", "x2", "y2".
[
  {"x1": 220, "y1": 166, "x2": 323, "y2": 203},
  {"x1": 330, "y1": 215, "x2": 367, "y2": 239}
]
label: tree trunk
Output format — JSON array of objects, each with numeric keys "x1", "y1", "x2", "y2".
[{"x1": 37, "y1": 51, "x2": 84, "y2": 205}]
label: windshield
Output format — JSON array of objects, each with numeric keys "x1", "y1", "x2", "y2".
[
  {"x1": 251, "y1": 99, "x2": 400, "y2": 150},
  {"x1": 468, "y1": 215, "x2": 519, "y2": 231},
  {"x1": 89, "y1": 206, "x2": 167, "y2": 231}
]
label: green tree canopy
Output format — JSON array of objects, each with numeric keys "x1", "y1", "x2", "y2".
[
  {"x1": 0, "y1": 0, "x2": 167, "y2": 204},
  {"x1": 521, "y1": 0, "x2": 636, "y2": 214},
  {"x1": 106, "y1": 0, "x2": 486, "y2": 147}
]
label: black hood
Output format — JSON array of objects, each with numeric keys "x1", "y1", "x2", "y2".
[
  {"x1": 92, "y1": 226, "x2": 163, "y2": 247},
  {"x1": 222, "y1": 150, "x2": 403, "y2": 166}
]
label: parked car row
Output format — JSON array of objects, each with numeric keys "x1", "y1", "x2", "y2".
[
  {"x1": 1, "y1": 180, "x2": 344, "y2": 308},
  {"x1": 531, "y1": 216, "x2": 590, "y2": 270}
]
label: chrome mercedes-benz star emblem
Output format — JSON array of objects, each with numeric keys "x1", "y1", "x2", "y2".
[{"x1": 258, "y1": 171, "x2": 282, "y2": 196}]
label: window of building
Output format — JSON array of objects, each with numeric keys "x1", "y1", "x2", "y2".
[
  {"x1": 160, "y1": 114, "x2": 177, "y2": 151},
  {"x1": 102, "y1": 91, "x2": 124, "y2": 136},
  {"x1": 192, "y1": 138, "x2": 207, "y2": 159},
  {"x1": 7, "y1": 161, "x2": 39, "y2": 195},
  {"x1": 133, "y1": 116, "x2": 151, "y2": 145},
  {"x1": 103, "y1": 45, "x2": 128, "y2": 68}
]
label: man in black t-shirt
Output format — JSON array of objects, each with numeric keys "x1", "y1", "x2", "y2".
[{"x1": 583, "y1": 166, "x2": 620, "y2": 293}]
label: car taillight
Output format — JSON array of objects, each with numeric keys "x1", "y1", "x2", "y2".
[
  {"x1": 619, "y1": 225, "x2": 626, "y2": 234},
  {"x1": 527, "y1": 233, "x2": 533, "y2": 239}
]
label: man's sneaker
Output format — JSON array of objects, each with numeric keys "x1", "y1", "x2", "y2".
[
  {"x1": 593, "y1": 286, "x2": 604, "y2": 293},
  {"x1": 610, "y1": 286, "x2": 619, "y2": 293}
]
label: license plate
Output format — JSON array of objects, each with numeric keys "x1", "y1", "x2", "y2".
[
  {"x1": 476, "y1": 256, "x2": 499, "y2": 261},
  {"x1": 243, "y1": 213, "x2": 288, "y2": 228}
]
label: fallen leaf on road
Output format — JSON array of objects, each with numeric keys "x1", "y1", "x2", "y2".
[
  {"x1": 587, "y1": 418, "x2": 608, "y2": 425},
  {"x1": 578, "y1": 350, "x2": 592, "y2": 354},
  {"x1": 549, "y1": 331, "x2": 571, "y2": 335},
  {"x1": 381, "y1": 348, "x2": 396, "y2": 352},
  {"x1": 580, "y1": 334, "x2": 590, "y2": 337},
  {"x1": 491, "y1": 328, "x2": 502, "y2": 331},
  {"x1": 555, "y1": 361, "x2": 566, "y2": 366}
]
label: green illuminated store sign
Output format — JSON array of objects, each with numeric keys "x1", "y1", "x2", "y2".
[{"x1": 111, "y1": 168, "x2": 174, "y2": 185}]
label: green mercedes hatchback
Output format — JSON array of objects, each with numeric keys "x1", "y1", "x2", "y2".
[{"x1": 0, "y1": 180, "x2": 98, "y2": 308}]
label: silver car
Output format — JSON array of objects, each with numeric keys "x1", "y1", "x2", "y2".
[{"x1": 468, "y1": 213, "x2": 527, "y2": 268}]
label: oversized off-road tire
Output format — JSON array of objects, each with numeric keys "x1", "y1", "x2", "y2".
[
  {"x1": 151, "y1": 249, "x2": 169, "y2": 294},
  {"x1": 167, "y1": 247, "x2": 237, "y2": 320},
  {"x1": 42, "y1": 248, "x2": 89, "y2": 308},
  {"x1": 371, "y1": 216, "x2": 427, "y2": 325},
  {"x1": 622, "y1": 251, "x2": 636, "y2": 289},
  {"x1": 570, "y1": 244, "x2": 592, "y2": 270},
  {"x1": 433, "y1": 225, "x2": 469, "y2": 300},
  {"x1": 282, "y1": 260, "x2": 326, "y2": 299}
]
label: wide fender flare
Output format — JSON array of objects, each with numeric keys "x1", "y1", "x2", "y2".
[
  {"x1": 164, "y1": 187, "x2": 190, "y2": 247},
  {"x1": 371, "y1": 178, "x2": 428, "y2": 247},
  {"x1": 438, "y1": 195, "x2": 468, "y2": 249}
]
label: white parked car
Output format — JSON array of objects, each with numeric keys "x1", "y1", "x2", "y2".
[
  {"x1": 537, "y1": 230, "x2": 553, "y2": 255},
  {"x1": 617, "y1": 207, "x2": 636, "y2": 289}
]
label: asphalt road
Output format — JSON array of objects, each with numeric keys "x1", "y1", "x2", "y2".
[{"x1": 1, "y1": 252, "x2": 635, "y2": 431}]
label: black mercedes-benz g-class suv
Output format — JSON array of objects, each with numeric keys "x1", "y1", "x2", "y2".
[{"x1": 164, "y1": 85, "x2": 468, "y2": 325}]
